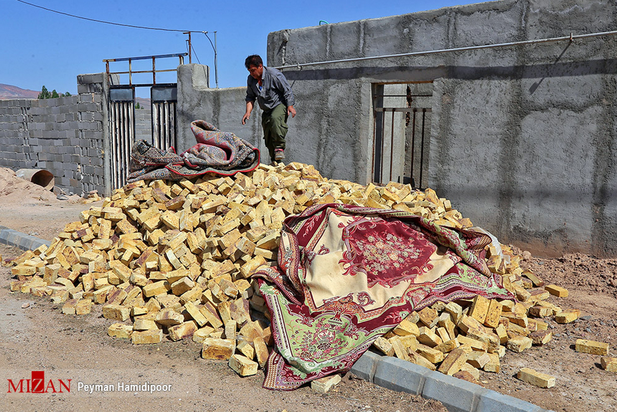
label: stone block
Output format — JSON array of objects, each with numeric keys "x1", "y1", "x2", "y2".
[{"x1": 373, "y1": 356, "x2": 431, "y2": 395}]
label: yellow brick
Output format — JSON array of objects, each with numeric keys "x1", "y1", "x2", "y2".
[
  {"x1": 416, "y1": 344, "x2": 445, "y2": 364},
  {"x1": 202, "y1": 338, "x2": 235, "y2": 360},
  {"x1": 466, "y1": 351, "x2": 491, "y2": 369},
  {"x1": 517, "y1": 367, "x2": 555, "y2": 388},
  {"x1": 373, "y1": 337, "x2": 395, "y2": 356},
  {"x1": 417, "y1": 307, "x2": 438, "y2": 327},
  {"x1": 392, "y1": 318, "x2": 420, "y2": 337},
  {"x1": 438, "y1": 348, "x2": 467, "y2": 375},
  {"x1": 600, "y1": 357, "x2": 617, "y2": 372},
  {"x1": 417, "y1": 327, "x2": 442, "y2": 347},
  {"x1": 483, "y1": 353, "x2": 500, "y2": 373},
  {"x1": 555, "y1": 309, "x2": 580, "y2": 324},
  {"x1": 529, "y1": 330, "x2": 553, "y2": 346},
  {"x1": 507, "y1": 336, "x2": 533, "y2": 353},
  {"x1": 310, "y1": 374, "x2": 342, "y2": 394},
  {"x1": 108, "y1": 323, "x2": 133, "y2": 339},
  {"x1": 388, "y1": 336, "x2": 410, "y2": 361},
  {"x1": 468, "y1": 295, "x2": 490, "y2": 324},
  {"x1": 131, "y1": 329, "x2": 163, "y2": 344},
  {"x1": 229, "y1": 354, "x2": 259, "y2": 377},
  {"x1": 102, "y1": 304, "x2": 131, "y2": 321},
  {"x1": 483, "y1": 299, "x2": 502, "y2": 328},
  {"x1": 545, "y1": 284, "x2": 569, "y2": 297},
  {"x1": 133, "y1": 318, "x2": 158, "y2": 331},
  {"x1": 575, "y1": 339, "x2": 610, "y2": 355},
  {"x1": 169, "y1": 321, "x2": 198, "y2": 341},
  {"x1": 143, "y1": 280, "x2": 170, "y2": 297}
]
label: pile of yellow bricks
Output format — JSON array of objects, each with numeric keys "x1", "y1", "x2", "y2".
[{"x1": 6, "y1": 162, "x2": 613, "y2": 384}]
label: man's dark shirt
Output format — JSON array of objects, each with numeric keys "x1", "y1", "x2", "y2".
[{"x1": 246, "y1": 66, "x2": 295, "y2": 111}]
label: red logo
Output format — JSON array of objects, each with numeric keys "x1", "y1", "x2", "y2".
[{"x1": 7, "y1": 371, "x2": 71, "y2": 393}]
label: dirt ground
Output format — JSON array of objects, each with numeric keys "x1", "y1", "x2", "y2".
[{"x1": 1, "y1": 168, "x2": 616, "y2": 412}]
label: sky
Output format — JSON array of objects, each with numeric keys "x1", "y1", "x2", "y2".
[{"x1": 1, "y1": 0, "x2": 482, "y2": 97}]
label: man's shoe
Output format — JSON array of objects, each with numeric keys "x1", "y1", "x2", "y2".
[{"x1": 274, "y1": 148, "x2": 285, "y2": 162}]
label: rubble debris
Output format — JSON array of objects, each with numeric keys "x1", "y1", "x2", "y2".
[{"x1": 4, "y1": 161, "x2": 588, "y2": 387}]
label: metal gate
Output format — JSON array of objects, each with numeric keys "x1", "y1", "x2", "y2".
[
  {"x1": 109, "y1": 86, "x2": 135, "y2": 190},
  {"x1": 151, "y1": 85, "x2": 178, "y2": 150},
  {"x1": 372, "y1": 82, "x2": 433, "y2": 188},
  {"x1": 105, "y1": 53, "x2": 186, "y2": 190}
]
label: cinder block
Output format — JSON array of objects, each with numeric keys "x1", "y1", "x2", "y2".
[
  {"x1": 78, "y1": 73, "x2": 105, "y2": 85},
  {"x1": 373, "y1": 356, "x2": 432, "y2": 395},
  {"x1": 422, "y1": 370, "x2": 484, "y2": 412},
  {"x1": 350, "y1": 350, "x2": 380, "y2": 382}
]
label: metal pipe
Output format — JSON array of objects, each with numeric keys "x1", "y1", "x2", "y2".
[
  {"x1": 214, "y1": 31, "x2": 218, "y2": 88},
  {"x1": 419, "y1": 109, "x2": 426, "y2": 189},
  {"x1": 371, "y1": 105, "x2": 376, "y2": 183},
  {"x1": 103, "y1": 53, "x2": 187, "y2": 63},
  {"x1": 389, "y1": 109, "x2": 395, "y2": 182},
  {"x1": 185, "y1": 31, "x2": 192, "y2": 64},
  {"x1": 276, "y1": 29, "x2": 617, "y2": 71},
  {"x1": 410, "y1": 108, "x2": 416, "y2": 188},
  {"x1": 106, "y1": 68, "x2": 178, "y2": 76}
]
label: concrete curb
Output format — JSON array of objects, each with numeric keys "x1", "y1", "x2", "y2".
[
  {"x1": 1, "y1": 226, "x2": 552, "y2": 412},
  {"x1": 0, "y1": 225, "x2": 51, "y2": 251},
  {"x1": 350, "y1": 351, "x2": 553, "y2": 412}
]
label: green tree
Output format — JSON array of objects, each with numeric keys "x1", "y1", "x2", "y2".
[
  {"x1": 38, "y1": 85, "x2": 51, "y2": 99},
  {"x1": 135, "y1": 102, "x2": 142, "y2": 109},
  {"x1": 38, "y1": 86, "x2": 72, "y2": 99}
]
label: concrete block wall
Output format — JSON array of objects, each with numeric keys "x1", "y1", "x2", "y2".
[
  {"x1": 134, "y1": 107, "x2": 152, "y2": 144},
  {"x1": 0, "y1": 74, "x2": 106, "y2": 195},
  {"x1": 175, "y1": 0, "x2": 617, "y2": 256},
  {"x1": 255, "y1": 0, "x2": 617, "y2": 257}
]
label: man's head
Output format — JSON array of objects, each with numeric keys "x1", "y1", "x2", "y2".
[{"x1": 245, "y1": 55, "x2": 264, "y2": 80}]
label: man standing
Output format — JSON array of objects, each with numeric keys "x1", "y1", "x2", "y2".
[{"x1": 242, "y1": 55, "x2": 296, "y2": 163}]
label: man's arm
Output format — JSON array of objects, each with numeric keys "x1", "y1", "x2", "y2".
[
  {"x1": 242, "y1": 100, "x2": 254, "y2": 125},
  {"x1": 287, "y1": 105, "x2": 296, "y2": 118},
  {"x1": 274, "y1": 74, "x2": 296, "y2": 118}
]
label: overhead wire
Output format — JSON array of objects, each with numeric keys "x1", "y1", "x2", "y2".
[{"x1": 17, "y1": 0, "x2": 203, "y2": 33}]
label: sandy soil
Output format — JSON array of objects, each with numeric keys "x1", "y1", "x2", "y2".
[{"x1": 1, "y1": 167, "x2": 616, "y2": 412}]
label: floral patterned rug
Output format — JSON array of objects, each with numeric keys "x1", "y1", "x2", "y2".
[
  {"x1": 127, "y1": 120, "x2": 260, "y2": 182},
  {"x1": 255, "y1": 203, "x2": 513, "y2": 390}
]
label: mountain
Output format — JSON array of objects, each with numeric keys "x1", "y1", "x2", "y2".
[
  {"x1": 0, "y1": 84, "x2": 40, "y2": 100},
  {"x1": 0, "y1": 83, "x2": 152, "y2": 107}
]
